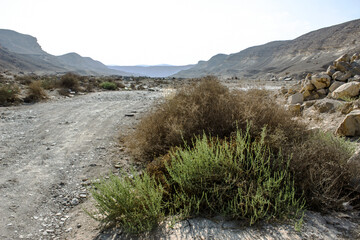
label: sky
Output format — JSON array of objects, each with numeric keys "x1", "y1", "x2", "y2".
[{"x1": 1, "y1": 0, "x2": 360, "y2": 66}]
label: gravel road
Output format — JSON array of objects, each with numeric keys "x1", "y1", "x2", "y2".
[{"x1": 0, "y1": 91, "x2": 161, "y2": 240}]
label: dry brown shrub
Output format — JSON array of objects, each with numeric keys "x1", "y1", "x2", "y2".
[
  {"x1": 128, "y1": 76, "x2": 306, "y2": 161},
  {"x1": 25, "y1": 81, "x2": 48, "y2": 102},
  {"x1": 59, "y1": 73, "x2": 80, "y2": 91}
]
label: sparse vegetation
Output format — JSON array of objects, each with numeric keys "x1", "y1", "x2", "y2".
[
  {"x1": 0, "y1": 83, "x2": 20, "y2": 106},
  {"x1": 89, "y1": 76, "x2": 359, "y2": 234},
  {"x1": 90, "y1": 126, "x2": 305, "y2": 233},
  {"x1": 99, "y1": 81, "x2": 117, "y2": 90},
  {"x1": 59, "y1": 73, "x2": 80, "y2": 91},
  {"x1": 25, "y1": 80, "x2": 48, "y2": 102}
]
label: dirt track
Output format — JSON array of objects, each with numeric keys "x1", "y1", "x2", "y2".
[{"x1": 0, "y1": 91, "x2": 161, "y2": 240}]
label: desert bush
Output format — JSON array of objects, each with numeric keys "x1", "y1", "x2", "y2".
[
  {"x1": 41, "y1": 77, "x2": 58, "y2": 90},
  {"x1": 15, "y1": 75, "x2": 36, "y2": 85},
  {"x1": 0, "y1": 84, "x2": 20, "y2": 106},
  {"x1": 89, "y1": 171, "x2": 164, "y2": 233},
  {"x1": 128, "y1": 76, "x2": 358, "y2": 211},
  {"x1": 59, "y1": 73, "x2": 80, "y2": 91},
  {"x1": 25, "y1": 81, "x2": 47, "y2": 102},
  {"x1": 128, "y1": 76, "x2": 306, "y2": 161},
  {"x1": 99, "y1": 81, "x2": 117, "y2": 90},
  {"x1": 290, "y1": 131, "x2": 357, "y2": 210},
  {"x1": 91, "y1": 127, "x2": 304, "y2": 233}
]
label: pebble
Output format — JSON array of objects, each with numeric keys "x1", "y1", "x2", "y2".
[
  {"x1": 65, "y1": 227, "x2": 73, "y2": 233},
  {"x1": 46, "y1": 229, "x2": 55, "y2": 233},
  {"x1": 79, "y1": 193, "x2": 87, "y2": 198},
  {"x1": 71, "y1": 198, "x2": 79, "y2": 206},
  {"x1": 77, "y1": 223, "x2": 82, "y2": 228},
  {"x1": 114, "y1": 164, "x2": 121, "y2": 168}
]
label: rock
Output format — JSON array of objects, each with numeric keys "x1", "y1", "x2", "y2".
[
  {"x1": 301, "y1": 79, "x2": 315, "y2": 91},
  {"x1": 329, "y1": 81, "x2": 345, "y2": 92},
  {"x1": 335, "y1": 61, "x2": 351, "y2": 72},
  {"x1": 332, "y1": 71, "x2": 352, "y2": 82},
  {"x1": 301, "y1": 89, "x2": 312, "y2": 99},
  {"x1": 326, "y1": 65, "x2": 336, "y2": 76},
  {"x1": 288, "y1": 92, "x2": 303, "y2": 105},
  {"x1": 351, "y1": 53, "x2": 360, "y2": 62},
  {"x1": 332, "y1": 82, "x2": 360, "y2": 99},
  {"x1": 125, "y1": 113, "x2": 135, "y2": 117},
  {"x1": 335, "y1": 54, "x2": 350, "y2": 63},
  {"x1": 348, "y1": 75, "x2": 360, "y2": 82},
  {"x1": 317, "y1": 88, "x2": 328, "y2": 96},
  {"x1": 311, "y1": 73, "x2": 331, "y2": 89},
  {"x1": 313, "y1": 99, "x2": 337, "y2": 113},
  {"x1": 71, "y1": 198, "x2": 79, "y2": 206},
  {"x1": 336, "y1": 110, "x2": 360, "y2": 136},
  {"x1": 288, "y1": 104, "x2": 301, "y2": 115}
]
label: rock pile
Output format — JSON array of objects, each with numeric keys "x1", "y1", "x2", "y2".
[{"x1": 299, "y1": 53, "x2": 360, "y2": 101}]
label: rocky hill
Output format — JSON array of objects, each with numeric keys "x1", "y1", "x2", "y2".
[
  {"x1": 0, "y1": 29, "x2": 131, "y2": 76},
  {"x1": 108, "y1": 64, "x2": 195, "y2": 77},
  {"x1": 174, "y1": 19, "x2": 360, "y2": 79}
]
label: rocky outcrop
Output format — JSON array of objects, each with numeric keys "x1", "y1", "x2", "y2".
[{"x1": 298, "y1": 53, "x2": 360, "y2": 100}]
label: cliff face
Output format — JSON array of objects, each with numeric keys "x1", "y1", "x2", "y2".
[{"x1": 174, "y1": 19, "x2": 360, "y2": 79}]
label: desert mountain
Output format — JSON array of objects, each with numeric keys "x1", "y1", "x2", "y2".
[
  {"x1": 0, "y1": 29, "x2": 131, "y2": 76},
  {"x1": 174, "y1": 19, "x2": 360, "y2": 79},
  {"x1": 108, "y1": 64, "x2": 195, "y2": 77}
]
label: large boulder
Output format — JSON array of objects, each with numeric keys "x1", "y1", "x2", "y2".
[
  {"x1": 311, "y1": 73, "x2": 331, "y2": 89},
  {"x1": 332, "y1": 82, "x2": 360, "y2": 99},
  {"x1": 332, "y1": 71, "x2": 352, "y2": 81},
  {"x1": 288, "y1": 92, "x2": 304, "y2": 105},
  {"x1": 336, "y1": 110, "x2": 360, "y2": 136}
]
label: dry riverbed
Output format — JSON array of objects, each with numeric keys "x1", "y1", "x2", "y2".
[
  {"x1": 0, "y1": 91, "x2": 162, "y2": 239},
  {"x1": 1, "y1": 88, "x2": 360, "y2": 240}
]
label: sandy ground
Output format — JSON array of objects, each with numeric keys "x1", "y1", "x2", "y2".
[{"x1": 0, "y1": 91, "x2": 162, "y2": 240}]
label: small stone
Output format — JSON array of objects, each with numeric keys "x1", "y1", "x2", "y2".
[
  {"x1": 79, "y1": 193, "x2": 87, "y2": 198},
  {"x1": 77, "y1": 223, "x2": 82, "y2": 228},
  {"x1": 114, "y1": 164, "x2": 121, "y2": 168},
  {"x1": 125, "y1": 113, "x2": 135, "y2": 117},
  {"x1": 46, "y1": 229, "x2": 55, "y2": 233},
  {"x1": 65, "y1": 228, "x2": 73, "y2": 233},
  {"x1": 71, "y1": 198, "x2": 79, "y2": 206}
]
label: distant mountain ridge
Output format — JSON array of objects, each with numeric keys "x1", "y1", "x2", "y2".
[
  {"x1": 0, "y1": 29, "x2": 131, "y2": 76},
  {"x1": 174, "y1": 19, "x2": 360, "y2": 79},
  {"x1": 108, "y1": 64, "x2": 195, "y2": 77}
]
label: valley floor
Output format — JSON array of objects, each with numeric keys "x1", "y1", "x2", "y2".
[{"x1": 0, "y1": 88, "x2": 359, "y2": 239}]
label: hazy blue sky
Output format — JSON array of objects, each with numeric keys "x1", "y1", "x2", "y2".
[{"x1": 1, "y1": 0, "x2": 359, "y2": 65}]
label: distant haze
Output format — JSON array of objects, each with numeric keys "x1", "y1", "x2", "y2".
[{"x1": 1, "y1": 0, "x2": 360, "y2": 66}]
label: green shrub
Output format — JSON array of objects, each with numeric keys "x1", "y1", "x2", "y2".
[
  {"x1": 165, "y1": 126, "x2": 304, "y2": 225},
  {"x1": 99, "y1": 81, "x2": 117, "y2": 90},
  {"x1": 59, "y1": 73, "x2": 80, "y2": 91},
  {"x1": 90, "y1": 127, "x2": 304, "y2": 233},
  {"x1": 0, "y1": 84, "x2": 20, "y2": 106},
  {"x1": 89, "y1": 171, "x2": 164, "y2": 233}
]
